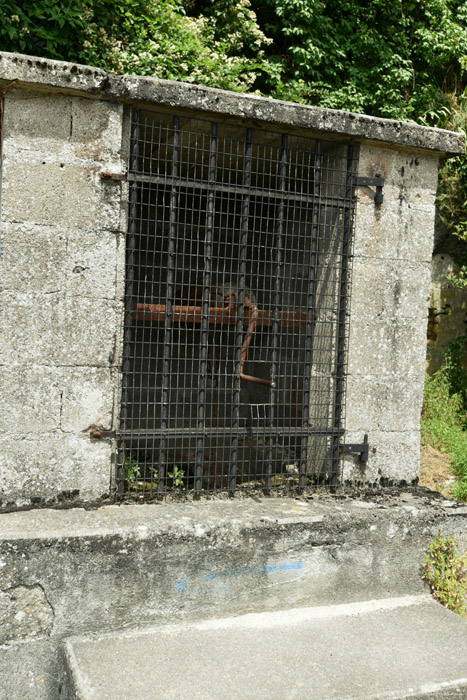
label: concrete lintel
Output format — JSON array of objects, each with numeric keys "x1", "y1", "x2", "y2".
[{"x1": 0, "y1": 51, "x2": 463, "y2": 155}]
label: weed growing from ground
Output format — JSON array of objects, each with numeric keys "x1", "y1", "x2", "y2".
[
  {"x1": 124, "y1": 454, "x2": 141, "y2": 482},
  {"x1": 423, "y1": 531, "x2": 467, "y2": 617},
  {"x1": 167, "y1": 465, "x2": 185, "y2": 489}
]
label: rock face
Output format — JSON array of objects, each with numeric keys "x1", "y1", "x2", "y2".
[
  {"x1": 426, "y1": 252, "x2": 467, "y2": 374},
  {"x1": 0, "y1": 50, "x2": 464, "y2": 506}
]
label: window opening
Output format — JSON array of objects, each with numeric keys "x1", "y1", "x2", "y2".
[{"x1": 117, "y1": 108, "x2": 359, "y2": 497}]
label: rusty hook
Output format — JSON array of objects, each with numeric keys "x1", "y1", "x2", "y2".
[{"x1": 238, "y1": 293, "x2": 275, "y2": 389}]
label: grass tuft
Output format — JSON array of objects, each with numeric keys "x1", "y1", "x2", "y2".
[{"x1": 421, "y1": 337, "x2": 467, "y2": 500}]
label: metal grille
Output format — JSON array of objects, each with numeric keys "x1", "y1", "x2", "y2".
[{"x1": 117, "y1": 108, "x2": 359, "y2": 497}]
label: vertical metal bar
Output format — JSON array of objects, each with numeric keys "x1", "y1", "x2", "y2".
[
  {"x1": 265, "y1": 134, "x2": 287, "y2": 492},
  {"x1": 331, "y1": 144, "x2": 356, "y2": 487},
  {"x1": 230, "y1": 127, "x2": 252, "y2": 495},
  {"x1": 195, "y1": 123, "x2": 217, "y2": 495},
  {"x1": 299, "y1": 139, "x2": 323, "y2": 491},
  {"x1": 118, "y1": 108, "x2": 141, "y2": 495},
  {"x1": 158, "y1": 116, "x2": 180, "y2": 495}
]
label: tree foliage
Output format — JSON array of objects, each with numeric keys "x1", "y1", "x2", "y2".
[
  {"x1": 0, "y1": 0, "x2": 271, "y2": 91},
  {"x1": 3, "y1": 1, "x2": 467, "y2": 121},
  {"x1": 2, "y1": 1, "x2": 467, "y2": 266}
]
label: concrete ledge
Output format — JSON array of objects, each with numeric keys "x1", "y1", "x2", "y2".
[
  {"x1": 1, "y1": 491, "x2": 467, "y2": 698},
  {"x1": 2, "y1": 491, "x2": 467, "y2": 639},
  {"x1": 0, "y1": 51, "x2": 463, "y2": 155}
]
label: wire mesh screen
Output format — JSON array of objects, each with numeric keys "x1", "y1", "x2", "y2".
[{"x1": 118, "y1": 108, "x2": 359, "y2": 497}]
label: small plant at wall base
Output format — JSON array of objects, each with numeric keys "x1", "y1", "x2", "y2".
[
  {"x1": 124, "y1": 454, "x2": 141, "y2": 482},
  {"x1": 168, "y1": 466, "x2": 185, "y2": 489},
  {"x1": 423, "y1": 531, "x2": 467, "y2": 618}
]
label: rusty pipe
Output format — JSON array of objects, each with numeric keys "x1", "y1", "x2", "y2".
[{"x1": 238, "y1": 299, "x2": 275, "y2": 388}]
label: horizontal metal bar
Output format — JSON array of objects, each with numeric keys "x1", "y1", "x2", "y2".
[
  {"x1": 355, "y1": 176, "x2": 384, "y2": 188},
  {"x1": 101, "y1": 172, "x2": 126, "y2": 181},
  {"x1": 125, "y1": 172, "x2": 353, "y2": 208},
  {"x1": 339, "y1": 435, "x2": 369, "y2": 463},
  {"x1": 133, "y1": 303, "x2": 307, "y2": 328},
  {"x1": 116, "y1": 427, "x2": 345, "y2": 439},
  {"x1": 90, "y1": 429, "x2": 117, "y2": 439}
]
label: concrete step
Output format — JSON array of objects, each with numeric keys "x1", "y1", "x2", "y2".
[{"x1": 64, "y1": 595, "x2": 467, "y2": 700}]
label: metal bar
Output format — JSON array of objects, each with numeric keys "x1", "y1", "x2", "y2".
[
  {"x1": 133, "y1": 303, "x2": 307, "y2": 328},
  {"x1": 194, "y1": 122, "x2": 217, "y2": 495},
  {"x1": 299, "y1": 139, "x2": 322, "y2": 491},
  {"x1": 119, "y1": 107, "x2": 360, "y2": 498},
  {"x1": 230, "y1": 127, "x2": 252, "y2": 495},
  {"x1": 355, "y1": 176, "x2": 384, "y2": 188},
  {"x1": 340, "y1": 435, "x2": 369, "y2": 463},
  {"x1": 124, "y1": 171, "x2": 346, "y2": 209},
  {"x1": 266, "y1": 133, "x2": 287, "y2": 491},
  {"x1": 118, "y1": 107, "x2": 140, "y2": 495},
  {"x1": 331, "y1": 144, "x2": 356, "y2": 486},
  {"x1": 158, "y1": 115, "x2": 180, "y2": 495},
  {"x1": 117, "y1": 427, "x2": 345, "y2": 438}
]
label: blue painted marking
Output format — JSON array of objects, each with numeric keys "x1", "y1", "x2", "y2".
[
  {"x1": 175, "y1": 575, "x2": 191, "y2": 593},
  {"x1": 204, "y1": 561, "x2": 304, "y2": 581}
]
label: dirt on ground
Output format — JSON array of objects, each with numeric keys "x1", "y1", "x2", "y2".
[{"x1": 419, "y1": 444, "x2": 456, "y2": 498}]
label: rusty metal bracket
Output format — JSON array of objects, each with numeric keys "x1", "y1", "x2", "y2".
[
  {"x1": 355, "y1": 176, "x2": 384, "y2": 205},
  {"x1": 90, "y1": 429, "x2": 117, "y2": 440},
  {"x1": 340, "y1": 434, "x2": 369, "y2": 463},
  {"x1": 101, "y1": 172, "x2": 127, "y2": 182}
]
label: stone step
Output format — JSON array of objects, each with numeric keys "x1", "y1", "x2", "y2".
[{"x1": 64, "y1": 595, "x2": 467, "y2": 700}]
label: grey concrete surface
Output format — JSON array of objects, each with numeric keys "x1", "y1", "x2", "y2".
[
  {"x1": 1, "y1": 493, "x2": 467, "y2": 699},
  {"x1": 63, "y1": 595, "x2": 467, "y2": 699},
  {"x1": 0, "y1": 84, "x2": 125, "y2": 506},
  {"x1": 0, "y1": 51, "x2": 463, "y2": 154},
  {"x1": 342, "y1": 140, "x2": 438, "y2": 486},
  {"x1": 0, "y1": 640, "x2": 66, "y2": 700}
]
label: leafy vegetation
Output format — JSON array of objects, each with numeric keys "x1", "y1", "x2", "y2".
[
  {"x1": 3, "y1": 1, "x2": 467, "y2": 117},
  {"x1": 124, "y1": 453, "x2": 141, "y2": 482},
  {"x1": 423, "y1": 531, "x2": 467, "y2": 617},
  {"x1": 124, "y1": 453, "x2": 185, "y2": 490},
  {"x1": 0, "y1": 1, "x2": 271, "y2": 92},
  {"x1": 167, "y1": 465, "x2": 185, "y2": 489},
  {"x1": 421, "y1": 337, "x2": 467, "y2": 500}
]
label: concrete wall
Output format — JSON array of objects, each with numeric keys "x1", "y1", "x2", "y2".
[
  {"x1": 0, "y1": 51, "x2": 463, "y2": 506},
  {"x1": 344, "y1": 146, "x2": 439, "y2": 485},
  {"x1": 0, "y1": 88, "x2": 126, "y2": 506}
]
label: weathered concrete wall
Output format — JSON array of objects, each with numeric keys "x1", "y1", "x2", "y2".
[
  {"x1": 343, "y1": 147, "x2": 439, "y2": 485},
  {"x1": 0, "y1": 51, "x2": 464, "y2": 504},
  {"x1": 1, "y1": 493, "x2": 467, "y2": 699},
  {"x1": 0, "y1": 88, "x2": 126, "y2": 506}
]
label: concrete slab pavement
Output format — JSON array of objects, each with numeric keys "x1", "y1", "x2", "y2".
[{"x1": 64, "y1": 595, "x2": 467, "y2": 699}]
